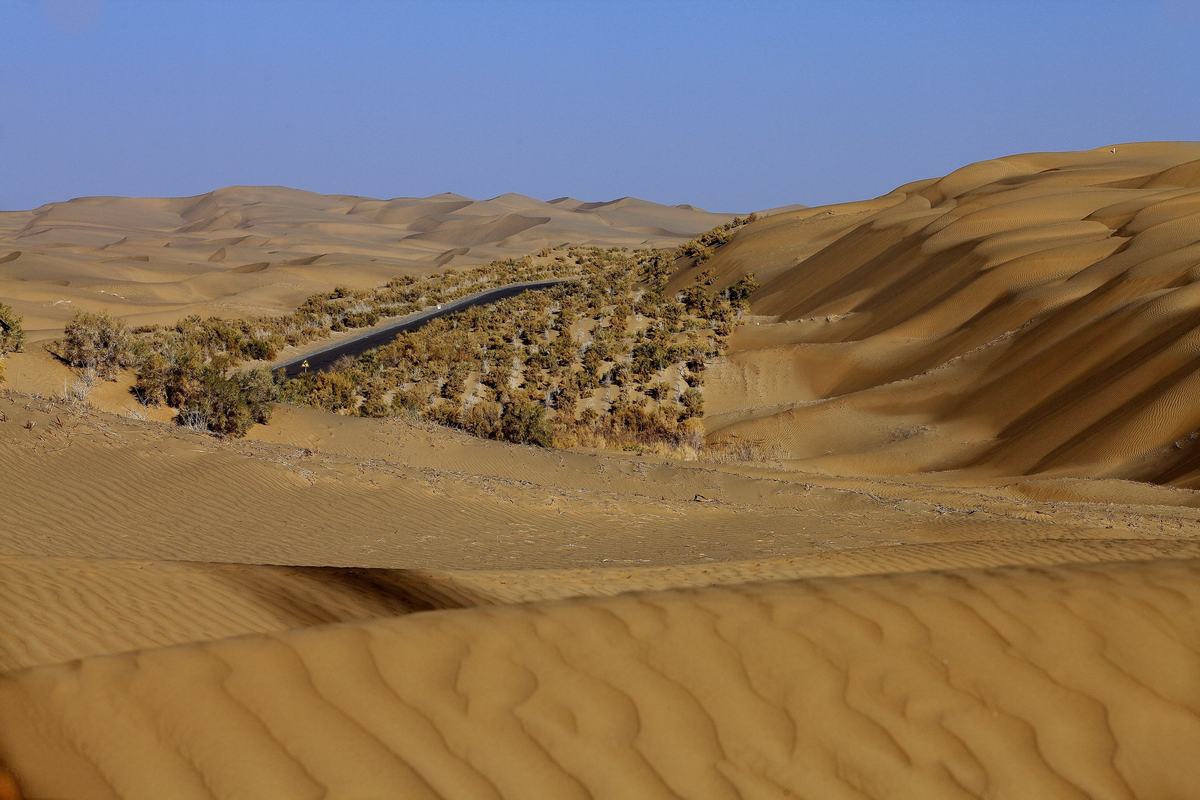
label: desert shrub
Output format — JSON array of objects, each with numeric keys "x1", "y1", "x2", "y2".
[
  {"x1": 61, "y1": 311, "x2": 131, "y2": 378},
  {"x1": 177, "y1": 366, "x2": 277, "y2": 437},
  {"x1": 645, "y1": 381, "x2": 672, "y2": 401},
  {"x1": 425, "y1": 400, "x2": 461, "y2": 427},
  {"x1": 280, "y1": 370, "x2": 357, "y2": 412},
  {"x1": 441, "y1": 364, "x2": 467, "y2": 400},
  {"x1": 358, "y1": 380, "x2": 392, "y2": 418},
  {"x1": 726, "y1": 273, "x2": 760, "y2": 308},
  {"x1": 675, "y1": 215, "x2": 757, "y2": 264},
  {"x1": 500, "y1": 395, "x2": 552, "y2": 447},
  {"x1": 0, "y1": 303, "x2": 23, "y2": 354},
  {"x1": 132, "y1": 351, "x2": 172, "y2": 406},
  {"x1": 392, "y1": 383, "x2": 433, "y2": 414},
  {"x1": 269, "y1": 244, "x2": 744, "y2": 454},
  {"x1": 460, "y1": 400, "x2": 503, "y2": 438},
  {"x1": 237, "y1": 367, "x2": 279, "y2": 425},
  {"x1": 241, "y1": 332, "x2": 284, "y2": 361},
  {"x1": 630, "y1": 338, "x2": 674, "y2": 380}
]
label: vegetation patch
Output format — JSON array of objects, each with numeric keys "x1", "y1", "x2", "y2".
[
  {"x1": 281, "y1": 246, "x2": 757, "y2": 453},
  {"x1": 48, "y1": 217, "x2": 757, "y2": 448}
]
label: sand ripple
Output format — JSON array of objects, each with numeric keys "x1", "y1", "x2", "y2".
[{"x1": 2, "y1": 558, "x2": 1197, "y2": 799}]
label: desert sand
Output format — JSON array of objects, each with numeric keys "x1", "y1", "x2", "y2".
[
  {"x1": 3, "y1": 145, "x2": 1200, "y2": 798},
  {"x1": 4, "y1": 559, "x2": 1198, "y2": 800}
]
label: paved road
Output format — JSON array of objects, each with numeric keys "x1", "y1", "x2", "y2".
[{"x1": 276, "y1": 278, "x2": 569, "y2": 377}]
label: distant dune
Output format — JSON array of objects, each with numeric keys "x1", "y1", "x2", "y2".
[{"x1": 0, "y1": 186, "x2": 732, "y2": 338}]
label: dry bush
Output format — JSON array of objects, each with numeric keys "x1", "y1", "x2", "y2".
[
  {"x1": 277, "y1": 246, "x2": 750, "y2": 451},
  {"x1": 60, "y1": 312, "x2": 130, "y2": 379},
  {"x1": 0, "y1": 302, "x2": 23, "y2": 354},
  {"x1": 701, "y1": 434, "x2": 784, "y2": 464},
  {"x1": 176, "y1": 406, "x2": 210, "y2": 433},
  {"x1": 61, "y1": 368, "x2": 96, "y2": 406}
]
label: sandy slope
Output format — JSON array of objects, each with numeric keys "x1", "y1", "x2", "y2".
[
  {"x1": 0, "y1": 187, "x2": 730, "y2": 339},
  {"x1": 698, "y1": 142, "x2": 1200, "y2": 485},
  {"x1": 2, "y1": 558, "x2": 1197, "y2": 800}
]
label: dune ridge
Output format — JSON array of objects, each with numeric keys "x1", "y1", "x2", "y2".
[{"x1": 699, "y1": 142, "x2": 1200, "y2": 484}]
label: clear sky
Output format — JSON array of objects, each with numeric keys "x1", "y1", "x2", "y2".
[{"x1": 2, "y1": 0, "x2": 1196, "y2": 212}]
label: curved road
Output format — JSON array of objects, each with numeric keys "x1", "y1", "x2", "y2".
[{"x1": 276, "y1": 278, "x2": 569, "y2": 377}]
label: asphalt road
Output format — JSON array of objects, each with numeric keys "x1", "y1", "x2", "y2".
[{"x1": 276, "y1": 278, "x2": 569, "y2": 377}]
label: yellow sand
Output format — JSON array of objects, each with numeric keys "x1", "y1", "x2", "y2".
[
  {"x1": 2, "y1": 559, "x2": 1197, "y2": 800},
  {"x1": 699, "y1": 142, "x2": 1200, "y2": 485}
]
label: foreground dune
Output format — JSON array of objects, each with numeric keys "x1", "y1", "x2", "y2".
[
  {"x1": 2, "y1": 558, "x2": 1197, "y2": 799},
  {"x1": 6, "y1": 535, "x2": 1200, "y2": 674}
]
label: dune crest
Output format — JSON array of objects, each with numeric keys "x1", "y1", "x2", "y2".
[{"x1": 700, "y1": 143, "x2": 1200, "y2": 484}]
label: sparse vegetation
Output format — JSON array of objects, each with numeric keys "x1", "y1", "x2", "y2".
[
  {"x1": 46, "y1": 234, "x2": 758, "y2": 449},
  {"x1": 279, "y1": 246, "x2": 756, "y2": 454},
  {"x1": 47, "y1": 252, "x2": 576, "y2": 435},
  {"x1": 675, "y1": 214, "x2": 757, "y2": 264},
  {"x1": 59, "y1": 312, "x2": 131, "y2": 379}
]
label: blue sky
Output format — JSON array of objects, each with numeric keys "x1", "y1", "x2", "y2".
[{"x1": 1, "y1": 0, "x2": 1196, "y2": 211}]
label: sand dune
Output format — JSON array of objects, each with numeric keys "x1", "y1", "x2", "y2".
[
  {"x1": 700, "y1": 142, "x2": 1200, "y2": 484},
  {"x1": 0, "y1": 187, "x2": 731, "y2": 338},
  {"x1": 4, "y1": 388, "x2": 1200, "y2": 677},
  {"x1": 3, "y1": 558, "x2": 1197, "y2": 799},
  {"x1": 8, "y1": 535, "x2": 1200, "y2": 674},
  {"x1": 4, "y1": 145, "x2": 1200, "y2": 797},
  {"x1": 0, "y1": 555, "x2": 485, "y2": 673}
]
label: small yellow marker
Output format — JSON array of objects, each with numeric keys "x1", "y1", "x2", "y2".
[{"x1": 301, "y1": 359, "x2": 310, "y2": 372}]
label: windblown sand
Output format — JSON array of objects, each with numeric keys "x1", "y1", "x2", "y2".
[
  {"x1": 3, "y1": 145, "x2": 1200, "y2": 798},
  {"x1": 3, "y1": 559, "x2": 1197, "y2": 799}
]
